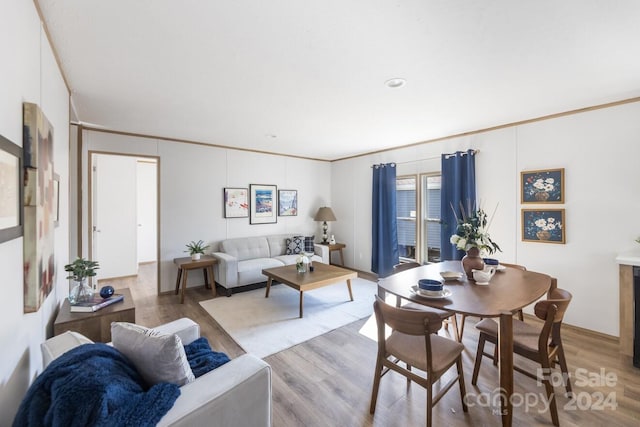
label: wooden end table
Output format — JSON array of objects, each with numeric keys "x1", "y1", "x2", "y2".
[
  {"x1": 320, "y1": 242, "x2": 346, "y2": 266},
  {"x1": 262, "y1": 262, "x2": 357, "y2": 318},
  {"x1": 54, "y1": 287, "x2": 135, "y2": 342},
  {"x1": 173, "y1": 255, "x2": 217, "y2": 303}
]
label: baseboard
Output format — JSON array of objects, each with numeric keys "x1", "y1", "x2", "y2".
[{"x1": 523, "y1": 312, "x2": 618, "y2": 343}]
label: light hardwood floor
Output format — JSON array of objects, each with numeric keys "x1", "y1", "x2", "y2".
[{"x1": 105, "y1": 263, "x2": 640, "y2": 427}]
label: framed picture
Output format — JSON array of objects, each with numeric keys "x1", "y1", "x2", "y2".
[
  {"x1": 521, "y1": 168, "x2": 564, "y2": 203},
  {"x1": 223, "y1": 187, "x2": 249, "y2": 218},
  {"x1": 0, "y1": 134, "x2": 23, "y2": 243},
  {"x1": 522, "y1": 209, "x2": 565, "y2": 244},
  {"x1": 250, "y1": 184, "x2": 277, "y2": 224},
  {"x1": 53, "y1": 174, "x2": 60, "y2": 226},
  {"x1": 278, "y1": 189, "x2": 297, "y2": 216}
]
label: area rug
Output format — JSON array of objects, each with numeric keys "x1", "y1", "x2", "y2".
[{"x1": 199, "y1": 278, "x2": 377, "y2": 358}]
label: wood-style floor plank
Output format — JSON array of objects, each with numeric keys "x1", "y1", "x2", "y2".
[{"x1": 103, "y1": 263, "x2": 640, "y2": 426}]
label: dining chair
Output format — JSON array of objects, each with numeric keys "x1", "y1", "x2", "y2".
[
  {"x1": 391, "y1": 262, "x2": 459, "y2": 341},
  {"x1": 369, "y1": 296, "x2": 468, "y2": 427},
  {"x1": 471, "y1": 285, "x2": 572, "y2": 427},
  {"x1": 457, "y1": 263, "x2": 527, "y2": 342}
]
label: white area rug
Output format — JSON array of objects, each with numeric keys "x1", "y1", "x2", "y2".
[{"x1": 199, "y1": 278, "x2": 377, "y2": 358}]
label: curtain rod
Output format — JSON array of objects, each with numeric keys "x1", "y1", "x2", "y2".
[{"x1": 372, "y1": 149, "x2": 479, "y2": 167}]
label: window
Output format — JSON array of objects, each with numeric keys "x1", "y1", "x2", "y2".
[
  {"x1": 421, "y1": 174, "x2": 441, "y2": 262},
  {"x1": 396, "y1": 177, "x2": 417, "y2": 261},
  {"x1": 395, "y1": 174, "x2": 442, "y2": 264}
]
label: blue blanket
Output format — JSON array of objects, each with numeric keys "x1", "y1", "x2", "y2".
[
  {"x1": 183, "y1": 337, "x2": 230, "y2": 377},
  {"x1": 13, "y1": 344, "x2": 180, "y2": 427}
]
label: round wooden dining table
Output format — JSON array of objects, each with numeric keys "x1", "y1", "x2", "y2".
[{"x1": 377, "y1": 260, "x2": 552, "y2": 427}]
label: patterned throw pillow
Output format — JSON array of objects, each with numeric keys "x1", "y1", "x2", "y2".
[
  {"x1": 285, "y1": 236, "x2": 304, "y2": 254},
  {"x1": 304, "y1": 236, "x2": 315, "y2": 253}
]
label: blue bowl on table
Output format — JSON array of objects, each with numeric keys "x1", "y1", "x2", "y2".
[
  {"x1": 483, "y1": 258, "x2": 499, "y2": 267},
  {"x1": 418, "y1": 279, "x2": 443, "y2": 292}
]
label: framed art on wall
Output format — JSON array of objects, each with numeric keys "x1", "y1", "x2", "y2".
[
  {"x1": 23, "y1": 102, "x2": 56, "y2": 312},
  {"x1": 278, "y1": 189, "x2": 297, "y2": 216},
  {"x1": 522, "y1": 209, "x2": 565, "y2": 244},
  {"x1": 521, "y1": 168, "x2": 564, "y2": 203},
  {"x1": 250, "y1": 184, "x2": 277, "y2": 224},
  {"x1": 223, "y1": 187, "x2": 249, "y2": 218},
  {"x1": 0, "y1": 134, "x2": 23, "y2": 243}
]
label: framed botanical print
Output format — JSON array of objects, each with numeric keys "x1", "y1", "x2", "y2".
[
  {"x1": 521, "y1": 168, "x2": 564, "y2": 203},
  {"x1": 522, "y1": 209, "x2": 565, "y2": 244},
  {"x1": 249, "y1": 184, "x2": 277, "y2": 224},
  {"x1": 0, "y1": 134, "x2": 23, "y2": 243},
  {"x1": 278, "y1": 189, "x2": 297, "y2": 216},
  {"x1": 223, "y1": 187, "x2": 249, "y2": 218}
]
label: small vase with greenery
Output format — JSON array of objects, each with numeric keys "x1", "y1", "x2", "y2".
[
  {"x1": 185, "y1": 240, "x2": 210, "y2": 260},
  {"x1": 64, "y1": 257, "x2": 100, "y2": 304}
]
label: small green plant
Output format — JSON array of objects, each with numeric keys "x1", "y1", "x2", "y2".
[
  {"x1": 185, "y1": 240, "x2": 210, "y2": 255},
  {"x1": 64, "y1": 257, "x2": 100, "y2": 281}
]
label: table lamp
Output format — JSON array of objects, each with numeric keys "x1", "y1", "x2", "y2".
[{"x1": 314, "y1": 207, "x2": 336, "y2": 244}]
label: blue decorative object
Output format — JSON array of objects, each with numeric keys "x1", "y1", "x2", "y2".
[
  {"x1": 483, "y1": 258, "x2": 499, "y2": 266},
  {"x1": 418, "y1": 279, "x2": 443, "y2": 292},
  {"x1": 99, "y1": 285, "x2": 115, "y2": 299}
]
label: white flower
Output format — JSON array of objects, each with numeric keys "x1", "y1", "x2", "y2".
[
  {"x1": 456, "y1": 237, "x2": 467, "y2": 250},
  {"x1": 450, "y1": 235, "x2": 460, "y2": 244},
  {"x1": 545, "y1": 178, "x2": 555, "y2": 184},
  {"x1": 547, "y1": 217, "x2": 555, "y2": 223},
  {"x1": 534, "y1": 218, "x2": 547, "y2": 227},
  {"x1": 544, "y1": 183, "x2": 554, "y2": 191},
  {"x1": 533, "y1": 179, "x2": 545, "y2": 190}
]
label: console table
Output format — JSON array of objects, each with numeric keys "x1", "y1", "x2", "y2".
[{"x1": 54, "y1": 287, "x2": 135, "y2": 342}]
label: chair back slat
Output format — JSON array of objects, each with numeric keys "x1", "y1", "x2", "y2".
[
  {"x1": 392, "y1": 262, "x2": 421, "y2": 274},
  {"x1": 374, "y1": 296, "x2": 442, "y2": 335},
  {"x1": 500, "y1": 263, "x2": 526, "y2": 271},
  {"x1": 534, "y1": 287, "x2": 572, "y2": 323}
]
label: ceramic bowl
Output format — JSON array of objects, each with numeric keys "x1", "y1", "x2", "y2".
[
  {"x1": 418, "y1": 279, "x2": 443, "y2": 292},
  {"x1": 483, "y1": 258, "x2": 500, "y2": 266},
  {"x1": 440, "y1": 271, "x2": 463, "y2": 281}
]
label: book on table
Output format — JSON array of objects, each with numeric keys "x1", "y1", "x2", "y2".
[{"x1": 70, "y1": 294, "x2": 125, "y2": 313}]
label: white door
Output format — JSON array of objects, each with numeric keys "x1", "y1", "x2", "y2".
[
  {"x1": 91, "y1": 154, "x2": 138, "y2": 280},
  {"x1": 136, "y1": 160, "x2": 157, "y2": 263}
]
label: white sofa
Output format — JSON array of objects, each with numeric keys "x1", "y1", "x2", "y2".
[
  {"x1": 40, "y1": 318, "x2": 272, "y2": 427},
  {"x1": 212, "y1": 234, "x2": 329, "y2": 295}
]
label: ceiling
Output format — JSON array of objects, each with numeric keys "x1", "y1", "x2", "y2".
[{"x1": 37, "y1": 1, "x2": 640, "y2": 161}]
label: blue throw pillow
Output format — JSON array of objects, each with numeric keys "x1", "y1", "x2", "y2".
[{"x1": 285, "y1": 236, "x2": 304, "y2": 254}]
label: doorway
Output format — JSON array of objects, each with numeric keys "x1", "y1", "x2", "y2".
[{"x1": 89, "y1": 152, "x2": 159, "y2": 289}]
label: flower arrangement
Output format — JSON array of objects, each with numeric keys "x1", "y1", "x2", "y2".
[{"x1": 449, "y1": 205, "x2": 501, "y2": 254}]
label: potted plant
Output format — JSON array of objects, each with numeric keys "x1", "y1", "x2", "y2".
[
  {"x1": 64, "y1": 257, "x2": 100, "y2": 304},
  {"x1": 185, "y1": 240, "x2": 210, "y2": 261}
]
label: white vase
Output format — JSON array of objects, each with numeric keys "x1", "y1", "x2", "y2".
[{"x1": 191, "y1": 253, "x2": 201, "y2": 261}]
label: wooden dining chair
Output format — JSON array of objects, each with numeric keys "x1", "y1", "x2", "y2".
[
  {"x1": 471, "y1": 285, "x2": 572, "y2": 427},
  {"x1": 369, "y1": 296, "x2": 468, "y2": 427},
  {"x1": 457, "y1": 263, "x2": 527, "y2": 341},
  {"x1": 391, "y1": 262, "x2": 459, "y2": 341}
]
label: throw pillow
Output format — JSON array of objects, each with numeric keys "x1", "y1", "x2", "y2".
[
  {"x1": 285, "y1": 236, "x2": 304, "y2": 254},
  {"x1": 111, "y1": 322, "x2": 195, "y2": 386},
  {"x1": 303, "y1": 235, "x2": 315, "y2": 253}
]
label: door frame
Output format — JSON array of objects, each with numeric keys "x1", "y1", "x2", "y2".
[{"x1": 88, "y1": 150, "x2": 161, "y2": 294}]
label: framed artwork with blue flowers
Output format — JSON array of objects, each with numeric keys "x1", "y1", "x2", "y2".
[
  {"x1": 521, "y1": 168, "x2": 564, "y2": 203},
  {"x1": 522, "y1": 209, "x2": 565, "y2": 244}
]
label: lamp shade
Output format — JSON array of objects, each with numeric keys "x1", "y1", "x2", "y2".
[{"x1": 314, "y1": 207, "x2": 336, "y2": 222}]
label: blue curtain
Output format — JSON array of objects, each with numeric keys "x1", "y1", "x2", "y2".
[
  {"x1": 371, "y1": 163, "x2": 398, "y2": 277},
  {"x1": 440, "y1": 150, "x2": 477, "y2": 261}
]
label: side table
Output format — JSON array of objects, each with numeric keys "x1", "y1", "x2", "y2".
[
  {"x1": 173, "y1": 255, "x2": 218, "y2": 303},
  {"x1": 321, "y1": 242, "x2": 346, "y2": 266},
  {"x1": 54, "y1": 287, "x2": 136, "y2": 342}
]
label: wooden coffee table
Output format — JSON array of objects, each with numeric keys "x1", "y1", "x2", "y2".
[{"x1": 262, "y1": 262, "x2": 358, "y2": 318}]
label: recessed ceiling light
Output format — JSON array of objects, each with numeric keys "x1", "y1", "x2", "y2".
[
  {"x1": 385, "y1": 78, "x2": 406, "y2": 88},
  {"x1": 265, "y1": 134, "x2": 277, "y2": 139}
]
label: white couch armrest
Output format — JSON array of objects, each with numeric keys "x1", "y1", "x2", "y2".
[
  {"x1": 211, "y1": 252, "x2": 239, "y2": 288},
  {"x1": 157, "y1": 354, "x2": 272, "y2": 427},
  {"x1": 314, "y1": 244, "x2": 330, "y2": 264},
  {"x1": 153, "y1": 317, "x2": 200, "y2": 345}
]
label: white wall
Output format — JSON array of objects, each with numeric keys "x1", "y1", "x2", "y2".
[
  {"x1": 0, "y1": 0, "x2": 70, "y2": 421},
  {"x1": 77, "y1": 132, "x2": 332, "y2": 293},
  {"x1": 333, "y1": 101, "x2": 640, "y2": 337},
  {"x1": 137, "y1": 160, "x2": 158, "y2": 263}
]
